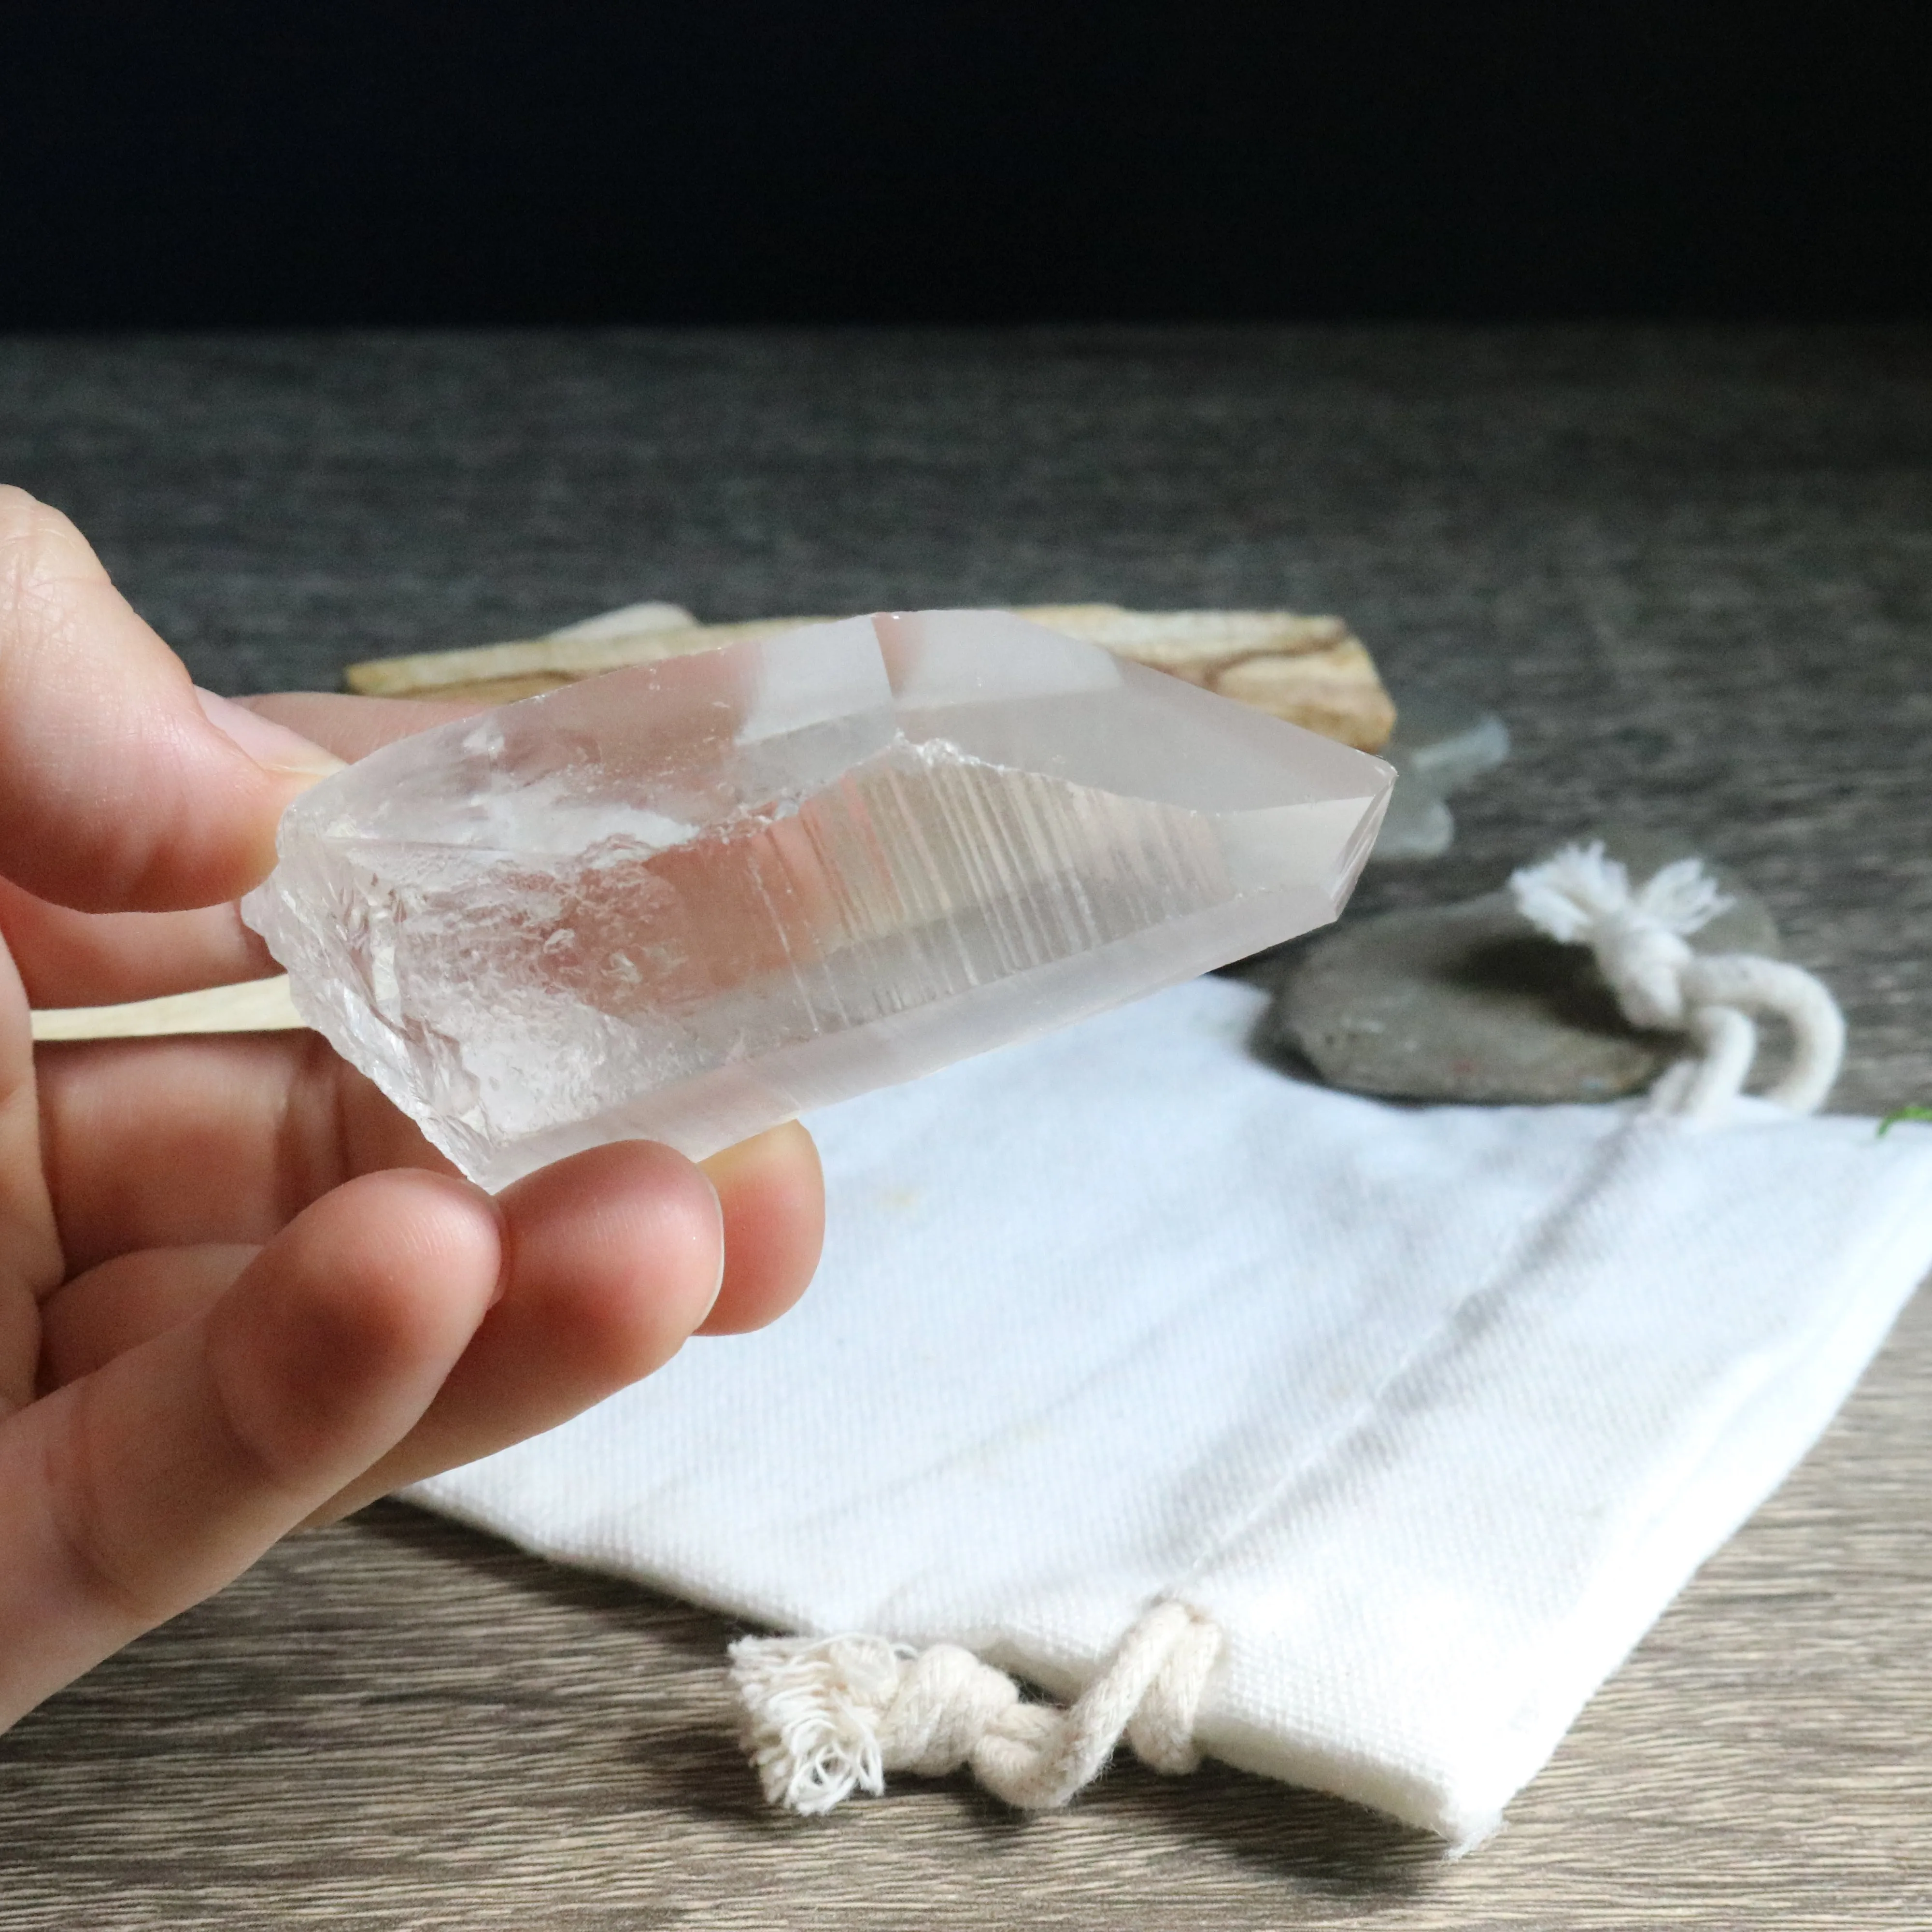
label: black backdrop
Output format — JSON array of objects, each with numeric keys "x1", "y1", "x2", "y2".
[{"x1": 6, "y1": 1, "x2": 1929, "y2": 330}]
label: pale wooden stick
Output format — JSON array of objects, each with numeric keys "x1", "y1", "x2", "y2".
[{"x1": 32, "y1": 977, "x2": 306, "y2": 1043}]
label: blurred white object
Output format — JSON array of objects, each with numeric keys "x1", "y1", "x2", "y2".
[
  {"x1": 1372, "y1": 697, "x2": 1510, "y2": 861},
  {"x1": 414, "y1": 977, "x2": 1932, "y2": 1846}
]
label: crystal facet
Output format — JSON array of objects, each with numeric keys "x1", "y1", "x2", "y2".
[{"x1": 243, "y1": 611, "x2": 1392, "y2": 1189}]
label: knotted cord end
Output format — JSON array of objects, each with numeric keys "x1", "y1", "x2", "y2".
[
  {"x1": 1509, "y1": 843, "x2": 1844, "y2": 1119},
  {"x1": 729, "y1": 1632, "x2": 908, "y2": 1814},
  {"x1": 730, "y1": 1602, "x2": 1223, "y2": 1818}
]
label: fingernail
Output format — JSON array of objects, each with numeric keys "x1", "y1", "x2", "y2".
[
  {"x1": 700, "y1": 1170, "x2": 727, "y2": 1324},
  {"x1": 196, "y1": 688, "x2": 347, "y2": 780}
]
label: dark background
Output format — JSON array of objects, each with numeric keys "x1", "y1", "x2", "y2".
[{"x1": 6, "y1": 1, "x2": 1929, "y2": 331}]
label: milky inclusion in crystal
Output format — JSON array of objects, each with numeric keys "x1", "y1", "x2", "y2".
[{"x1": 242, "y1": 611, "x2": 1392, "y2": 1189}]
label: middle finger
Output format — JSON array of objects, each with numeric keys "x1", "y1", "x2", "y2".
[
  {"x1": 36, "y1": 1033, "x2": 825, "y2": 1343},
  {"x1": 37, "y1": 1031, "x2": 450, "y2": 1272},
  {"x1": 1, "y1": 876, "x2": 278, "y2": 1010}
]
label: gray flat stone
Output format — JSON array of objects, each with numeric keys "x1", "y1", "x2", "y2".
[{"x1": 1268, "y1": 837, "x2": 1779, "y2": 1104}]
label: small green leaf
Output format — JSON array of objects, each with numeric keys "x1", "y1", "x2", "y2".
[{"x1": 1877, "y1": 1105, "x2": 1932, "y2": 1138}]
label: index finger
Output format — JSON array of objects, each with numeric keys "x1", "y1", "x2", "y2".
[{"x1": 0, "y1": 1168, "x2": 503, "y2": 1732}]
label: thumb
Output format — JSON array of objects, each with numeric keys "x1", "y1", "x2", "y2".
[{"x1": 0, "y1": 487, "x2": 341, "y2": 913}]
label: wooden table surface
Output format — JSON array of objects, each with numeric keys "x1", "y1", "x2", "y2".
[{"x1": 1, "y1": 327, "x2": 1928, "y2": 1929}]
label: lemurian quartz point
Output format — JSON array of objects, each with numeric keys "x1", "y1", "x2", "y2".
[{"x1": 243, "y1": 611, "x2": 1392, "y2": 1189}]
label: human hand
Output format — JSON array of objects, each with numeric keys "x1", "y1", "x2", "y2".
[{"x1": 0, "y1": 488, "x2": 824, "y2": 1732}]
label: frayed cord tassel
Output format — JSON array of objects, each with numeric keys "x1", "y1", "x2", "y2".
[
  {"x1": 729, "y1": 1600, "x2": 1222, "y2": 1816},
  {"x1": 1510, "y1": 843, "x2": 1845, "y2": 1121}
]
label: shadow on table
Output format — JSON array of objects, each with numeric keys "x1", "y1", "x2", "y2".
[{"x1": 357, "y1": 1498, "x2": 751, "y2": 1664}]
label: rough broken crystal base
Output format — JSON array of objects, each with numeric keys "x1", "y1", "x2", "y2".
[{"x1": 242, "y1": 611, "x2": 1392, "y2": 1190}]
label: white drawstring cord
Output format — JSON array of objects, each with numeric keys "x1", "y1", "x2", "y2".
[
  {"x1": 731, "y1": 1599, "x2": 1222, "y2": 1816},
  {"x1": 1509, "y1": 843, "x2": 1844, "y2": 1121}
]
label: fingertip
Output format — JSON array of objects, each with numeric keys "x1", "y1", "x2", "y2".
[
  {"x1": 205, "y1": 1169, "x2": 506, "y2": 1478},
  {"x1": 696, "y1": 1120, "x2": 825, "y2": 1336},
  {"x1": 495, "y1": 1140, "x2": 727, "y2": 1382},
  {"x1": 297, "y1": 1143, "x2": 728, "y2": 1521}
]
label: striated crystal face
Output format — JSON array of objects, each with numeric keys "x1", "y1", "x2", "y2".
[{"x1": 243, "y1": 611, "x2": 1392, "y2": 1189}]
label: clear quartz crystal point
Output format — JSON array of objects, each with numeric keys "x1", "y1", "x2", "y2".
[{"x1": 242, "y1": 611, "x2": 1392, "y2": 1189}]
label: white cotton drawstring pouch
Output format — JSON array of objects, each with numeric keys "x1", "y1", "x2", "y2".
[{"x1": 411, "y1": 853, "x2": 1932, "y2": 1848}]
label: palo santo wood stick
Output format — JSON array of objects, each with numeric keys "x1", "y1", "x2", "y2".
[
  {"x1": 344, "y1": 616, "x2": 822, "y2": 699},
  {"x1": 1015, "y1": 607, "x2": 1394, "y2": 750},
  {"x1": 348, "y1": 605, "x2": 1396, "y2": 752}
]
